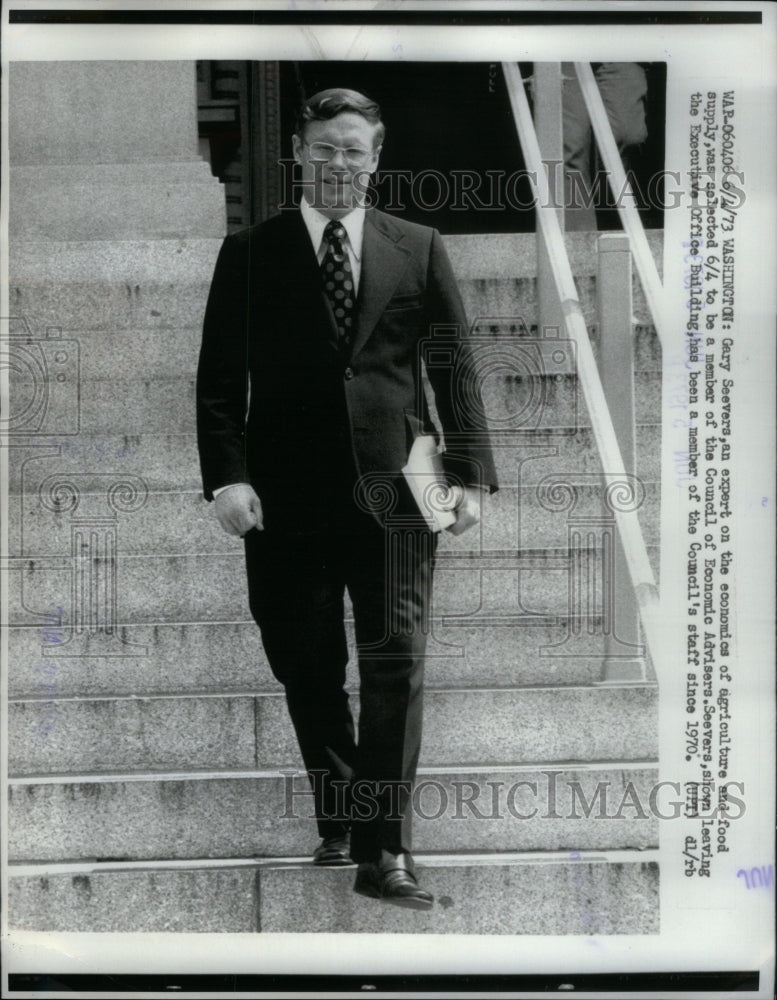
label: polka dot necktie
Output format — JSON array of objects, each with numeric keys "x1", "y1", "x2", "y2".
[{"x1": 321, "y1": 220, "x2": 355, "y2": 351}]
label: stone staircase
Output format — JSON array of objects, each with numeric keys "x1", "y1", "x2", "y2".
[
  {"x1": 5, "y1": 56, "x2": 662, "y2": 938},
  {"x1": 6, "y1": 218, "x2": 662, "y2": 933}
]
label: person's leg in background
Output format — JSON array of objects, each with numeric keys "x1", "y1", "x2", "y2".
[
  {"x1": 562, "y1": 61, "x2": 598, "y2": 232},
  {"x1": 563, "y1": 62, "x2": 648, "y2": 231}
]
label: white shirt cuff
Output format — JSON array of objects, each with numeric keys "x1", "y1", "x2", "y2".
[{"x1": 212, "y1": 483, "x2": 245, "y2": 498}]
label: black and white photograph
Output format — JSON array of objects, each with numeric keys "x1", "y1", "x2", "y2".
[{"x1": 1, "y1": 3, "x2": 774, "y2": 998}]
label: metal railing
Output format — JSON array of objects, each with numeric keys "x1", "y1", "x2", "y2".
[
  {"x1": 501, "y1": 62, "x2": 664, "y2": 680},
  {"x1": 573, "y1": 62, "x2": 667, "y2": 348}
]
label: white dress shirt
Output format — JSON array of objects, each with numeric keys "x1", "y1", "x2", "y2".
[{"x1": 299, "y1": 197, "x2": 365, "y2": 295}]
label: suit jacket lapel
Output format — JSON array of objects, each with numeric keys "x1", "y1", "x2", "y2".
[
  {"x1": 351, "y1": 210, "x2": 411, "y2": 359},
  {"x1": 268, "y1": 210, "x2": 340, "y2": 351}
]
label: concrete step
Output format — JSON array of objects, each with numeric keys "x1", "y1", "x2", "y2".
[
  {"x1": 7, "y1": 369, "x2": 662, "y2": 438},
  {"x1": 11, "y1": 230, "x2": 659, "y2": 287},
  {"x1": 11, "y1": 327, "x2": 203, "y2": 382},
  {"x1": 448, "y1": 229, "x2": 663, "y2": 361},
  {"x1": 8, "y1": 683, "x2": 657, "y2": 777},
  {"x1": 6, "y1": 323, "x2": 660, "y2": 384},
  {"x1": 258, "y1": 852, "x2": 660, "y2": 934},
  {"x1": 4, "y1": 426, "x2": 661, "y2": 498},
  {"x1": 6, "y1": 851, "x2": 659, "y2": 933},
  {"x1": 7, "y1": 861, "x2": 257, "y2": 932},
  {"x1": 8, "y1": 278, "x2": 654, "y2": 362},
  {"x1": 11, "y1": 163, "x2": 226, "y2": 241},
  {"x1": 9, "y1": 237, "x2": 219, "y2": 333},
  {"x1": 11, "y1": 238, "x2": 223, "y2": 288},
  {"x1": 9, "y1": 60, "x2": 205, "y2": 168},
  {"x1": 7, "y1": 374, "x2": 195, "y2": 437},
  {"x1": 7, "y1": 618, "x2": 625, "y2": 699},
  {"x1": 458, "y1": 282, "x2": 659, "y2": 363},
  {"x1": 5, "y1": 434, "x2": 193, "y2": 495},
  {"x1": 9, "y1": 480, "x2": 661, "y2": 557},
  {"x1": 9, "y1": 230, "x2": 661, "y2": 336},
  {"x1": 8, "y1": 279, "x2": 213, "y2": 341},
  {"x1": 465, "y1": 314, "x2": 661, "y2": 372},
  {"x1": 8, "y1": 423, "x2": 661, "y2": 508},
  {"x1": 445, "y1": 230, "x2": 663, "y2": 283},
  {"x1": 8, "y1": 543, "x2": 660, "y2": 627},
  {"x1": 8, "y1": 764, "x2": 659, "y2": 862}
]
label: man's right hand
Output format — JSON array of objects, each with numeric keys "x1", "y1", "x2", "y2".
[{"x1": 214, "y1": 483, "x2": 264, "y2": 537}]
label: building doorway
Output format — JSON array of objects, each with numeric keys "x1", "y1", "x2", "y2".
[{"x1": 198, "y1": 60, "x2": 666, "y2": 234}]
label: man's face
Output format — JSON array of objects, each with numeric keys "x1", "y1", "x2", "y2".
[{"x1": 293, "y1": 111, "x2": 381, "y2": 219}]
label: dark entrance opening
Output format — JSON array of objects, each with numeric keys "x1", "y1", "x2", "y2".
[{"x1": 199, "y1": 60, "x2": 666, "y2": 234}]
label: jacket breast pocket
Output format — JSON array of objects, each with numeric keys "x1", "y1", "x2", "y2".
[{"x1": 384, "y1": 292, "x2": 424, "y2": 313}]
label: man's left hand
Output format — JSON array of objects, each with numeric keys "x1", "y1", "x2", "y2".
[{"x1": 446, "y1": 486, "x2": 482, "y2": 536}]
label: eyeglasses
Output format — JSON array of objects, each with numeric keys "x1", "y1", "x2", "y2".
[{"x1": 303, "y1": 141, "x2": 377, "y2": 168}]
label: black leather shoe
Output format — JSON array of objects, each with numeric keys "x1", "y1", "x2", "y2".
[
  {"x1": 353, "y1": 851, "x2": 433, "y2": 910},
  {"x1": 313, "y1": 833, "x2": 352, "y2": 867}
]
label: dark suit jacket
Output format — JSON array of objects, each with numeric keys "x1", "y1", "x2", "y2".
[{"x1": 197, "y1": 207, "x2": 498, "y2": 528}]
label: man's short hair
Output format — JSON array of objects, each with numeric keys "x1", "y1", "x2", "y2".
[{"x1": 297, "y1": 88, "x2": 385, "y2": 148}]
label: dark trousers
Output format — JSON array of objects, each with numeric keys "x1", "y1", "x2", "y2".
[
  {"x1": 244, "y1": 497, "x2": 437, "y2": 863},
  {"x1": 562, "y1": 62, "x2": 648, "y2": 231}
]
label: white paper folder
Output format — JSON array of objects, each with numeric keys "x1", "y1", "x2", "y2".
[{"x1": 401, "y1": 435, "x2": 458, "y2": 532}]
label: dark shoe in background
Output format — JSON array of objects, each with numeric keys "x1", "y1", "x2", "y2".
[{"x1": 313, "y1": 832, "x2": 352, "y2": 867}]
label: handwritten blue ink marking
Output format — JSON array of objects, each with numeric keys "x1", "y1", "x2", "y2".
[
  {"x1": 35, "y1": 605, "x2": 64, "y2": 739},
  {"x1": 569, "y1": 851, "x2": 595, "y2": 933},
  {"x1": 737, "y1": 865, "x2": 774, "y2": 889}
]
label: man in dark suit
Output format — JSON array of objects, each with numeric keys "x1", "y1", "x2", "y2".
[{"x1": 197, "y1": 88, "x2": 497, "y2": 909}]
